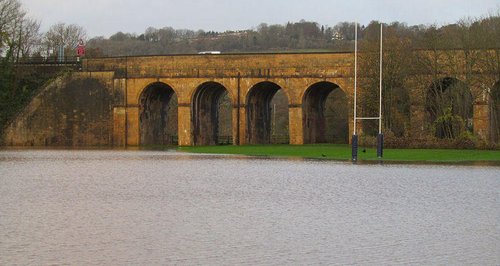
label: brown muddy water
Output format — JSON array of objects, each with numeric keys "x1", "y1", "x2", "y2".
[{"x1": 0, "y1": 149, "x2": 498, "y2": 265}]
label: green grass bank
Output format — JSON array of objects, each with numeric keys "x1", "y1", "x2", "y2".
[{"x1": 178, "y1": 144, "x2": 500, "y2": 164}]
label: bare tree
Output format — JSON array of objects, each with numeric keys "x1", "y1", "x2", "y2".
[
  {"x1": 15, "y1": 18, "x2": 40, "y2": 59},
  {"x1": 0, "y1": 0, "x2": 41, "y2": 61},
  {"x1": 359, "y1": 21, "x2": 413, "y2": 137},
  {"x1": 144, "y1": 27, "x2": 159, "y2": 42},
  {"x1": 0, "y1": 0, "x2": 23, "y2": 51},
  {"x1": 43, "y1": 23, "x2": 87, "y2": 58}
]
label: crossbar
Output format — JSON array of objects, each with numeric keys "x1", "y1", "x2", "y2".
[{"x1": 355, "y1": 117, "x2": 381, "y2": 120}]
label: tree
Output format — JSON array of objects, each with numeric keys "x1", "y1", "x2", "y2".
[
  {"x1": 480, "y1": 12, "x2": 500, "y2": 79},
  {"x1": 0, "y1": 0, "x2": 23, "y2": 54},
  {"x1": 426, "y1": 78, "x2": 473, "y2": 139},
  {"x1": 43, "y1": 23, "x2": 86, "y2": 58},
  {"x1": 15, "y1": 18, "x2": 40, "y2": 60},
  {"x1": 144, "y1": 27, "x2": 159, "y2": 42},
  {"x1": 360, "y1": 21, "x2": 414, "y2": 137},
  {"x1": 1, "y1": 0, "x2": 40, "y2": 61},
  {"x1": 109, "y1": 31, "x2": 132, "y2": 42},
  {"x1": 333, "y1": 22, "x2": 357, "y2": 41}
]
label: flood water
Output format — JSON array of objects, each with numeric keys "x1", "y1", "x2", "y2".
[{"x1": 0, "y1": 149, "x2": 498, "y2": 265}]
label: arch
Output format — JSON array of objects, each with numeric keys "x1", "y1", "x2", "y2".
[
  {"x1": 490, "y1": 81, "x2": 500, "y2": 143},
  {"x1": 139, "y1": 82, "x2": 178, "y2": 145},
  {"x1": 302, "y1": 82, "x2": 348, "y2": 144},
  {"x1": 192, "y1": 82, "x2": 232, "y2": 145},
  {"x1": 425, "y1": 77, "x2": 473, "y2": 139},
  {"x1": 246, "y1": 81, "x2": 289, "y2": 144}
]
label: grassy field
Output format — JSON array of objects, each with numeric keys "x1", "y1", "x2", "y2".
[{"x1": 178, "y1": 144, "x2": 500, "y2": 164}]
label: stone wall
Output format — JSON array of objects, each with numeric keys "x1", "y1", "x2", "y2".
[
  {"x1": 83, "y1": 53, "x2": 354, "y2": 79},
  {"x1": 2, "y1": 72, "x2": 118, "y2": 146}
]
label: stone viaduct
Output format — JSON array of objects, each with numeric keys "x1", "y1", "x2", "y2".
[
  {"x1": 2, "y1": 52, "x2": 498, "y2": 146},
  {"x1": 91, "y1": 52, "x2": 357, "y2": 146}
]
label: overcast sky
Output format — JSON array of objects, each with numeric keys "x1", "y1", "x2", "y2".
[{"x1": 19, "y1": 0, "x2": 500, "y2": 38}]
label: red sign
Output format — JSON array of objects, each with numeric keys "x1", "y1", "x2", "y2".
[{"x1": 76, "y1": 39, "x2": 85, "y2": 56}]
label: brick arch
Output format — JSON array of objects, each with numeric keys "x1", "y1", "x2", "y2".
[
  {"x1": 244, "y1": 80, "x2": 292, "y2": 104},
  {"x1": 138, "y1": 81, "x2": 177, "y2": 100},
  {"x1": 191, "y1": 81, "x2": 233, "y2": 145},
  {"x1": 187, "y1": 80, "x2": 236, "y2": 107},
  {"x1": 425, "y1": 77, "x2": 473, "y2": 139},
  {"x1": 299, "y1": 80, "x2": 348, "y2": 103},
  {"x1": 139, "y1": 82, "x2": 178, "y2": 145},
  {"x1": 302, "y1": 81, "x2": 348, "y2": 144},
  {"x1": 132, "y1": 80, "x2": 181, "y2": 107},
  {"x1": 245, "y1": 81, "x2": 289, "y2": 144}
]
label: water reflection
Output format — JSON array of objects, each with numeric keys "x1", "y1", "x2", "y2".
[{"x1": 0, "y1": 150, "x2": 498, "y2": 265}]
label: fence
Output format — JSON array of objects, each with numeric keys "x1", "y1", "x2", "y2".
[{"x1": 15, "y1": 56, "x2": 80, "y2": 65}]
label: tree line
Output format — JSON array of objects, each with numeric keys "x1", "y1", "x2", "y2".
[{"x1": 358, "y1": 14, "x2": 500, "y2": 146}]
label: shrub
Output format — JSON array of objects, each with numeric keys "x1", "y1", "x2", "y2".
[{"x1": 452, "y1": 131, "x2": 476, "y2": 149}]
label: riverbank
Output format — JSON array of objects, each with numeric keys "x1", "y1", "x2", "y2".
[
  {"x1": 2, "y1": 144, "x2": 499, "y2": 165},
  {"x1": 178, "y1": 144, "x2": 500, "y2": 164}
]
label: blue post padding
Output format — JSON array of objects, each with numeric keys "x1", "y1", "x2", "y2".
[
  {"x1": 377, "y1": 133, "x2": 384, "y2": 158},
  {"x1": 352, "y1": 135, "x2": 358, "y2": 161}
]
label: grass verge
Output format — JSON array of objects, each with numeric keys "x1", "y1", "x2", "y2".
[{"x1": 178, "y1": 144, "x2": 500, "y2": 164}]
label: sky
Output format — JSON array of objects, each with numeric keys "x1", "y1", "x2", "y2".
[{"x1": 19, "y1": 0, "x2": 500, "y2": 38}]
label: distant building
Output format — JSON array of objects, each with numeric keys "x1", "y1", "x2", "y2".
[
  {"x1": 198, "y1": 51, "x2": 221, "y2": 54},
  {"x1": 332, "y1": 31, "x2": 343, "y2": 40}
]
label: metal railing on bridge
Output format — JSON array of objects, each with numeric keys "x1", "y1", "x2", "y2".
[{"x1": 15, "y1": 56, "x2": 80, "y2": 65}]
